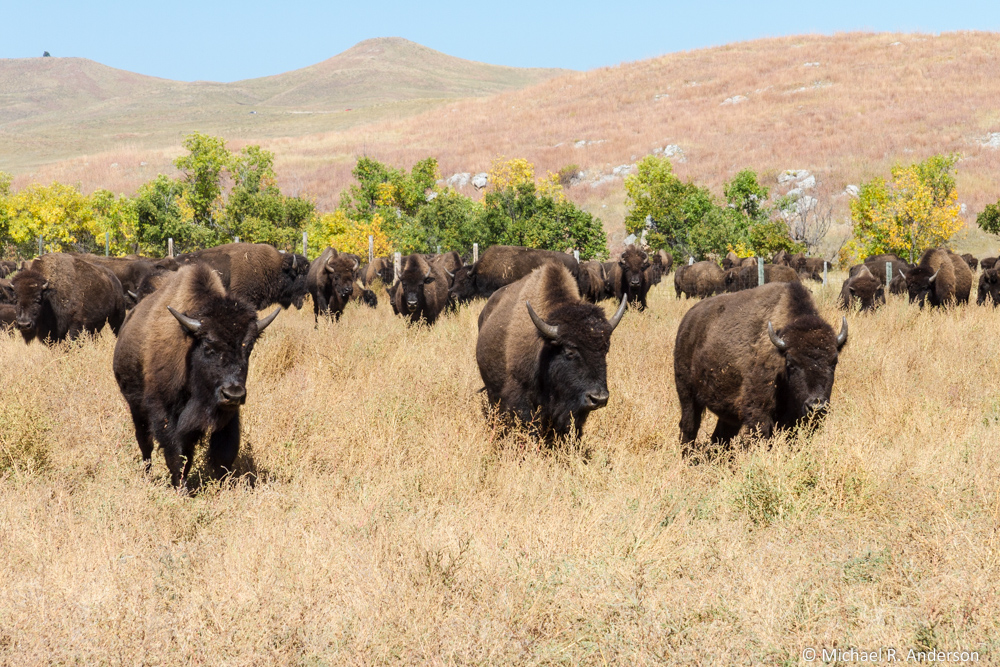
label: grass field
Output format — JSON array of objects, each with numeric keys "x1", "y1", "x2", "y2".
[{"x1": 2, "y1": 273, "x2": 999, "y2": 663}]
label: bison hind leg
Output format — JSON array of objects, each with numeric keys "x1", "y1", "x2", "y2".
[{"x1": 126, "y1": 403, "x2": 155, "y2": 473}]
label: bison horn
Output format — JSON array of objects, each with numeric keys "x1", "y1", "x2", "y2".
[
  {"x1": 526, "y1": 301, "x2": 559, "y2": 340},
  {"x1": 168, "y1": 306, "x2": 202, "y2": 334},
  {"x1": 355, "y1": 279, "x2": 365, "y2": 291},
  {"x1": 291, "y1": 254, "x2": 298, "y2": 270},
  {"x1": 608, "y1": 295, "x2": 627, "y2": 331},
  {"x1": 898, "y1": 269, "x2": 906, "y2": 280},
  {"x1": 352, "y1": 257, "x2": 359, "y2": 271},
  {"x1": 444, "y1": 268, "x2": 454, "y2": 278},
  {"x1": 836, "y1": 316, "x2": 848, "y2": 348},
  {"x1": 127, "y1": 290, "x2": 139, "y2": 300},
  {"x1": 928, "y1": 267, "x2": 940, "y2": 284},
  {"x1": 256, "y1": 307, "x2": 281, "y2": 333},
  {"x1": 767, "y1": 321, "x2": 787, "y2": 352},
  {"x1": 424, "y1": 265, "x2": 432, "y2": 280}
]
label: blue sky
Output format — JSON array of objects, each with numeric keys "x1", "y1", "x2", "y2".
[{"x1": 2, "y1": 1, "x2": 998, "y2": 81}]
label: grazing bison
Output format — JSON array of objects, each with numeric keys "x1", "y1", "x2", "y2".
[
  {"x1": 607, "y1": 244, "x2": 651, "y2": 310},
  {"x1": 449, "y1": 245, "x2": 580, "y2": 305},
  {"x1": 674, "y1": 261, "x2": 725, "y2": 299},
  {"x1": 977, "y1": 269, "x2": 1000, "y2": 306},
  {"x1": 113, "y1": 264, "x2": 280, "y2": 487},
  {"x1": 724, "y1": 263, "x2": 800, "y2": 292},
  {"x1": 904, "y1": 248, "x2": 972, "y2": 307},
  {"x1": 771, "y1": 250, "x2": 792, "y2": 266},
  {"x1": 674, "y1": 282, "x2": 848, "y2": 453},
  {"x1": 840, "y1": 265, "x2": 885, "y2": 311},
  {"x1": 578, "y1": 260, "x2": 609, "y2": 303},
  {"x1": 476, "y1": 263, "x2": 627, "y2": 439},
  {"x1": 849, "y1": 254, "x2": 910, "y2": 286},
  {"x1": 391, "y1": 254, "x2": 450, "y2": 324},
  {"x1": 306, "y1": 248, "x2": 377, "y2": 322},
  {"x1": 723, "y1": 251, "x2": 740, "y2": 270},
  {"x1": 888, "y1": 269, "x2": 908, "y2": 296},
  {"x1": 980, "y1": 257, "x2": 999, "y2": 271},
  {"x1": 791, "y1": 253, "x2": 825, "y2": 281},
  {"x1": 5, "y1": 253, "x2": 127, "y2": 344},
  {"x1": 961, "y1": 253, "x2": 979, "y2": 271},
  {"x1": 81, "y1": 254, "x2": 158, "y2": 303},
  {"x1": 176, "y1": 243, "x2": 309, "y2": 310}
]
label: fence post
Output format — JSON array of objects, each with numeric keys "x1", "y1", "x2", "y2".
[
  {"x1": 302, "y1": 231, "x2": 308, "y2": 257},
  {"x1": 574, "y1": 250, "x2": 580, "y2": 262},
  {"x1": 393, "y1": 252, "x2": 401, "y2": 283},
  {"x1": 473, "y1": 243, "x2": 479, "y2": 264},
  {"x1": 235, "y1": 236, "x2": 240, "y2": 244},
  {"x1": 437, "y1": 245, "x2": 441, "y2": 255},
  {"x1": 368, "y1": 236, "x2": 374, "y2": 263},
  {"x1": 38, "y1": 237, "x2": 43, "y2": 257},
  {"x1": 886, "y1": 261, "x2": 893, "y2": 291},
  {"x1": 105, "y1": 232, "x2": 110, "y2": 256},
  {"x1": 823, "y1": 261, "x2": 828, "y2": 287},
  {"x1": 168, "y1": 238, "x2": 174, "y2": 258},
  {"x1": 757, "y1": 258, "x2": 765, "y2": 286},
  {"x1": 688, "y1": 256, "x2": 694, "y2": 266}
]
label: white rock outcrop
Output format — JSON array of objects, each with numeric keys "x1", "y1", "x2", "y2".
[
  {"x1": 471, "y1": 173, "x2": 489, "y2": 190},
  {"x1": 446, "y1": 172, "x2": 470, "y2": 188}
]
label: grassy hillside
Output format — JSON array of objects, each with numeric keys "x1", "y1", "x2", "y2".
[
  {"x1": 0, "y1": 37, "x2": 565, "y2": 171},
  {"x1": 1, "y1": 277, "x2": 999, "y2": 662}
]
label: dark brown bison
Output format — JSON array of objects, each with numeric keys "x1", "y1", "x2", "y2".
[
  {"x1": 0, "y1": 261, "x2": 16, "y2": 278},
  {"x1": 391, "y1": 254, "x2": 450, "y2": 324},
  {"x1": 134, "y1": 266, "x2": 176, "y2": 302},
  {"x1": 888, "y1": 269, "x2": 908, "y2": 295},
  {"x1": 771, "y1": 250, "x2": 792, "y2": 266},
  {"x1": 0, "y1": 304, "x2": 14, "y2": 330},
  {"x1": 476, "y1": 262, "x2": 627, "y2": 439},
  {"x1": 644, "y1": 249, "x2": 673, "y2": 287},
  {"x1": 722, "y1": 251, "x2": 740, "y2": 270},
  {"x1": 306, "y1": 248, "x2": 377, "y2": 322},
  {"x1": 961, "y1": 253, "x2": 979, "y2": 271},
  {"x1": 113, "y1": 264, "x2": 280, "y2": 487},
  {"x1": 849, "y1": 254, "x2": 910, "y2": 286},
  {"x1": 5, "y1": 253, "x2": 127, "y2": 344},
  {"x1": 607, "y1": 244, "x2": 651, "y2": 310},
  {"x1": 578, "y1": 260, "x2": 608, "y2": 303},
  {"x1": 176, "y1": 243, "x2": 309, "y2": 310},
  {"x1": 81, "y1": 254, "x2": 159, "y2": 303},
  {"x1": 449, "y1": 245, "x2": 580, "y2": 304},
  {"x1": 674, "y1": 261, "x2": 725, "y2": 298},
  {"x1": 904, "y1": 248, "x2": 972, "y2": 307},
  {"x1": 791, "y1": 253, "x2": 825, "y2": 281},
  {"x1": 674, "y1": 282, "x2": 848, "y2": 453},
  {"x1": 724, "y1": 263, "x2": 800, "y2": 292},
  {"x1": 840, "y1": 265, "x2": 884, "y2": 311},
  {"x1": 980, "y1": 257, "x2": 999, "y2": 271},
  {"x1": 362, "y1": 256, "x2": 394, "y2": 286},
  {"x1": 977, "y1": 269, "x2": 1000, "y2": 306}
]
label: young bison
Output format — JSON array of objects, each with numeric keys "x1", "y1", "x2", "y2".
[{"x1": 113, "y1": 264, "x2": 279, "y2": 487}]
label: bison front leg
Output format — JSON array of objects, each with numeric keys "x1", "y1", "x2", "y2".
[{"x1": 208, "y1": 412, "x2": 241, "y2": 479}]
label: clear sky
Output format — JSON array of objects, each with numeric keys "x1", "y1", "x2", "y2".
[{"x1": 2, "y1": 1, "x2": 999, "y2": 82}]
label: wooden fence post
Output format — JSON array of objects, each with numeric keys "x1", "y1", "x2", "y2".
[
  {"x1": 688, "y1": 256, "x2": 694, "y2": 265},
  {"x1": 757, "y1": 258, "x2": 765, "y2": 286},
  {"x1": 574, "y1": 250, "x2": 580, "y2": 262},
  {"x1": 38, "y1": 237, "x2": 43, "y2": 257},
  {"x1": 368, "y1": 236, "x2": 374, "y2": 263},
  {"x1": 823, "y1": 261, "x2": 828, "y2": 287},
  {"x1": 393, "y1": 252, "x2": 401, "y2": 283},
  {"x1": 886, "y1": 262, "x2": 893, "y2": 292},
  {"x1": 302, "y1": 231, "x2": 308, "y2": 257},
  {"x1": 473, "y1": 243, "x2": 479, "y2": 264},
  {"x1": 168, "y1": 238, "x2": 174, "y2": 258}
]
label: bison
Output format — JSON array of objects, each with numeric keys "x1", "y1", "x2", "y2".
[
  {"x1": 306, "y1": 248, "x2": 377, "y2": 322},
  {"x1": 674, "y1": 282, "x2": 848, "y2": 454},
  {"x1": 607, "y1": 244, "x2": 651, "y2": 310},
  {"x1": 904, "y1": 248, "x2": 972, "y2": 307},
  {"x1": 391, "y1": 253, "x2": 450, "y2": 325},
  {"x1": 840, "y1": 264, "x2": 885, "y2": 311},
  {"x1": 5, "y1": 253, "x2": 127, "y2": 344},
  {"x1": 81, "y1": 254, "x2": 159, "y2": 303},
  {"x1": 674, "y1": 261, "x2": 725, "y2": 299},
  {"x1": 849, "y1": 254, "x2": 909, "y2": 286},
  {"x1": 176, "y1": 243, "x2": 309, "y2": 311},
  {"x1": 791, "y1": 253, "x2": 825, "y2": 281},
  {"x1": 977, "y1": 269, "x2": 1000, "y2": 306},
  {"x1": 980, "y1": 257, "x2": 999, "y2": 272},
  {"x1": 961, "y1": 253, "x2": 979, "y2": 272},
  {"x1": 644, "y1": 249, "x2": 673, "y2": 287},
  {"x1": 362, "y1": 256, "x2": 394, "y2": 287},
  {"x1": 578, "y1": 260, "x2": 609, "y2": 303},
  {"x1": 724, "y1": 263, "x2": 800, "y2": 292},
  {"x1": 476, "y1": 262, "x2": 627, "y2": 440},
  {"x1": 449, "y1": 245, "x2": 580, "y2": 305},
  {"x1": 113, "y1": 263, "x2": 280, "y2": 487},
  {"x1": 0, "y1": 261, "x2": 16, "y2": 278}
]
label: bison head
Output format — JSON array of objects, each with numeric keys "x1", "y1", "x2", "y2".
[
  {"x1": 905, "y1": 265, "x2": 940, "y2": 307},
  {"x1": 168, "y1": 301, "x2": 279, "y2": 414},
  {"x1": 398, "y1": 256, "x2": 435, "y2": 315},
  {"x1": 448, "y1": 265, "x2": 477, "y2": 304},
  {"x1": 889, "y1": 268, "x2": 908, "y2": 296},
  {"x1": 9, "y1": 269, "x2": 51, "y2": 343},
  {"x1": 526, "y1": 295, "x2": 627, "y2": 436},
  {"x1": 279, "y1": 252, "x2": 310, "y2": 310},
  {"x1": 842, "y1": 266, "x2": 884, "y2": 312},
  {"x1": 325, "y1": 255, "x2": 360, "y2": 303},
  {"x1": 768, "y1": 316, "x2": 847, "y2": 420},
  {"x1": 619, "y1": 246, "x2": 650, "y2": 296}
]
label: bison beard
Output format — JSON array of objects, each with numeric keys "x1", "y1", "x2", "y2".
[
  {"x1": 113, "y1": 264, "x2": 279, "y2": 487},
  {"x1": 674, "y1": 282, "x2": 847, "y2": 456},
  {"x1": 476, "y1": 263, "x2": 627, "y2": 440}
]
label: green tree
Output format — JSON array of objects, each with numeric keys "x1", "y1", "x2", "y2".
[
  {"x1": 135, "y1": 175, "x2": 214, "y2": 255},
  {"x1": 173, "y1": 132, "x2": 230, "y2": 227},
  {"x1": 976, "y1": 201, "x2": 1000, "y2": 236}
]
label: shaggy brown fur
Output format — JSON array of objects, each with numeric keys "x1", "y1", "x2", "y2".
[
  {"x1": 840, "y1": 265, "x2": 885, "y2": 311},
  {"x1": 980, "y1": 257, "x2": 999, "y2": 271},
  {"x1": 644, "y1": 249, "x2": 673, "y2": 287},
  {"x1": 674, "y1": 282, "x2": 847, "y2": 454},
  {"x1": 362, "y1": 256, "x2": 394, "y2": 287},
  {"x1": 449, "y1": 246, "x2": 580, "y2": 304},
  {"x1": 674, "y1": 261, "x2": 725, "y2": 299},
  {"x1": 905, "y1": 248, "x2": 971, "y2": 307},
  {"x1": 0, "y1": 260, "x2": 16, "y2": 278},
  {"x1": 0, "y1": 303, "x2": 14, "y2": 330},
  {"x1": 771, "y1": 250, "x2": 791, "y2": 266},
  {"x1": 977, "y1": 269, "x2": 1000, "y2": 306},
  {"x1": 177, "y1": 243, "x2": 309, "y2": 310},
  {"x1": 607, "y1": 244, "x2": 651, "y2": 310},
  {"x1": 391, "y1": 254, "x2": 450, "y2": 325},
  {"x1": 113, "y1": 264, "x2": 279, "y2": 486},
  {"x1": 849, "y1": 254, "x2": 910, "y2": 285},
  {"x1": 307, "y1": 248, "x2": 376, "y2": 322},
  {"x1": 578, "y1": 260, "x2": 608, "y2": 303},
  {"x1": 8, "y1": 253, "x2": 126, "y2": 344},
  {"x1": 476, "y1": 263, "x2": 625, "y2": 439},
  {"x1": 791, "y1": 253, "x2": 825, "y2": 281},
  {"x1": 81, "y1": 254, "x2": 158, "y2": 301},
  {"x1": 722, "y1": 251, "x2": 740, "y2": 270},
  {"x1": 725, "y1": 264, "x2": 800, "y2": 292},
  {"x1": 961, "y1": 253, "x2": 979, "y2": 271}
]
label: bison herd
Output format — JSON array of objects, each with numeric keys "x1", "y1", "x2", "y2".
[{"x1": 2, "y1": 239, "x2": 996, "y2": 488}]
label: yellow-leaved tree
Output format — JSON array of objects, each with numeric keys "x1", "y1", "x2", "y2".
[
  {"x1": 307, "y1": 210, "x2": 392, "y2": 260},
  {"x1": 4, "y1": 182, "x2": 105, "y2": 254},
  {"x1": 843, "y1": 155, "x2": 963, "y2": 265}
]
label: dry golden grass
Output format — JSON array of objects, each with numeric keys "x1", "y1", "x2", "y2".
[{"x1": 2, "y1": 274, "x2": 1000, "y2": 663}]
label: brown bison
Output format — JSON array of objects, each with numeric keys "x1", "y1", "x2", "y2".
[
  {"x1": 888, "y1": 269, "x2": 908, "y2": 296},
  {"x1": 674, "y1": 282, "x2": 848, "y2": 453},
  {"x1": 4, "y1": 253, "x2": 127, "y2": 344},
  {"x1": 176, "y1": 243, "x2": 309, "y2": 310},
  {"x1": 771, "y1": 250, "x2": 792, "y2": 266},
  {"x1": 476, "y1": 263, "x2": 627, "y2": 439},
  {"x1": 724, "y1": 263, "x2": 800, "y2": 292},
  {"x1": 0, "y1": 261, "x2": 16, "y2": 278},
  {"x1": 977, "y1": 269, "x2": 1000, "y2": 306},
  {"x1": 607, "y1": 244, "x2": 652, "y2": 310},
  {"x1": 674, "y1": 261, "x2": 725, "y2": 299},
  {"x1": 961, "y1": 253, "x2": 979, "y2": 271},
  {"x1": 980, "y1": 257, "x2": 999, "y2": 271},
  {"x1": 840, "y1": 265, "x2": 884, "y2": 311},
  {"x1": 449, "y1": 245, "x2": 580, "y2": 304},
  {"x1": 81, "y1": 254, "x2": 159, "y2": 303},
  {"x1": 113, "y1": 264, "x2": 280, "y2": 487},
  {"x1": 722, "y1": 251, "x2": 740, "y2": 270},
  {"x1": 791, "y1": 253, "x2": 825, "y2": 281},
  {"x1": 904, "y1": 248, "x2": 972, "y2": 307},
  {"x1": 307, "y1": 248, "x2": 378, "y2": 322},
  {"x1": 391, "y1": 254, "x2": 450, "y2": 324},
  {"x1": 362, "y1": 256, "x2": 394, "y2": 286},
  {"x1": 644, "y1": 249, "x2": 673, "y2": 287},
  {"x1": 849, "y1": 254, "x2": 910, "y2": 285},
  {"x1": 578, "y1": 260, "x2": 608, "y2": 303}
]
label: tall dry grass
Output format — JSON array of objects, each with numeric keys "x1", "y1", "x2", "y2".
[{"x1": 1, "y1": 274, "x2": 999, "y2": 663}]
